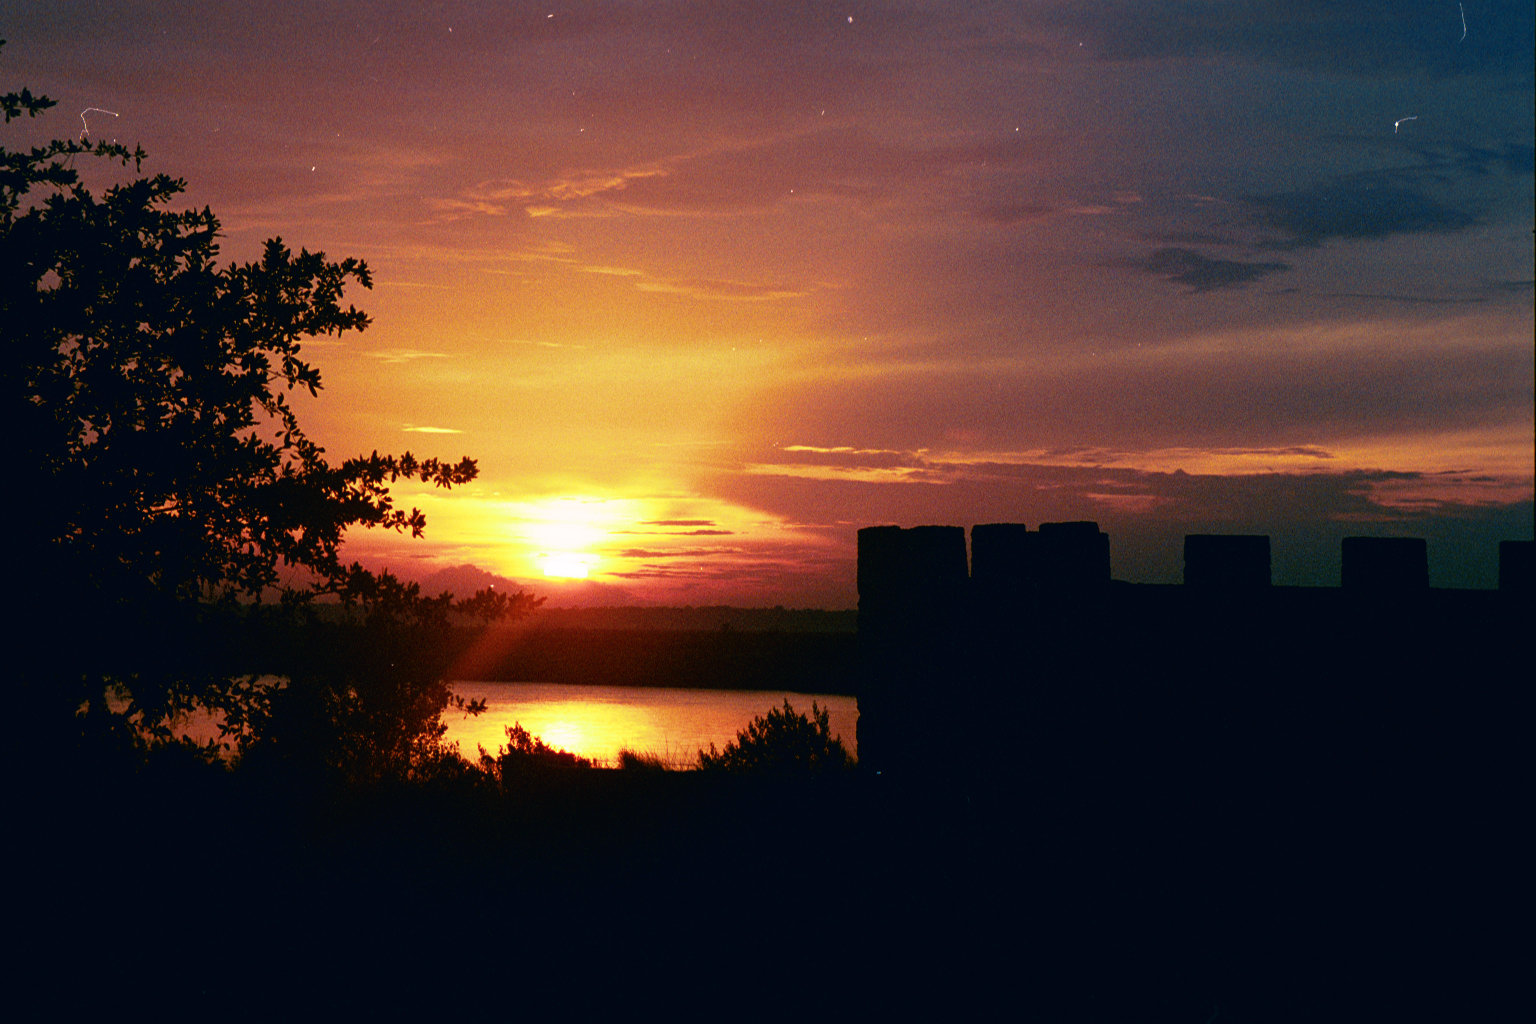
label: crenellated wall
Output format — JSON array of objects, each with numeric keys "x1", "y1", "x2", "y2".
[
  {"x1": 855, "y1": 521, "x2": 1532, "y2": 780},
  {"x1": 1501, "y1": 539, "x2": 1533, "y2": 592},
  {"x1": 859, "y1": 521, "x2": 1515, "y2": 607},
  {"x1": 1341, "y1": 536, "x2": 1429, "y2": 592},
  {"x1": 1184, "y1": 534, "x2": 1270, "y2": 589}
]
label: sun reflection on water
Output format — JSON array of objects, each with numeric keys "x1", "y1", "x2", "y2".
[{"x1": 444, "y1": 682, "x2": 858, "y2": 768}]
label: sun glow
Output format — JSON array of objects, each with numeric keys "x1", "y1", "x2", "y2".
[
  {"x1": 541, "y1": 553, "x2": 591, "y2": 578},
  {"x1": 344, "y1": 485, "x2": 822, "y2": 604},
  {"x1": 517, "y1": 495, "x2": 636, "y2": 581},
  {"x1": 535, "y1": 718, "x2": 587, "y2": 752}
]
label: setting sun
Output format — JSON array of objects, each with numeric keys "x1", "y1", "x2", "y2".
[
  {"x1": 518, "y1": 495, "x2": 631, "y2": 582},
  {"x1": 541, "y1": 554, "x2": 591, "y2": 579}
]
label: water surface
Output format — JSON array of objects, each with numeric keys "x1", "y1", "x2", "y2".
[{"x1": 445, "y1": 681, "x2": 858, "y2": 768}]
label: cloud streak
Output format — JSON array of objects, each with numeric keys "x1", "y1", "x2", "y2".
[
  {"x1": 1133, "y1": 247, "x2": 1291, "y2": 291},
  {"x1": 1246, "y1": 182, "x2": 1479, "y2": 249}
]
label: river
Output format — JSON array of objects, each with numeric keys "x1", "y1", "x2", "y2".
[{"x1": 443, "y1": 681, "x2": 858, "y2": 768}]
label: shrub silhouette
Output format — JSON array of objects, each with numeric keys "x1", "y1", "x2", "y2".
[
  {"x1": 480, "y1": 723, "x2": 592, "y2": 782},
  {"x1": 697, "y1": 700, "x2": 852, "y2": 774},
  {"x1": 616, "y1": 748, "x2": 671, "y2": 772}
]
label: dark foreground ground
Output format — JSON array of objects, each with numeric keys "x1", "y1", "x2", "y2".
[
  {"x1": 19, "y1": 735, "x2": 1525, "y2": 1022},
  {"x1": 16, "y1": 587, "x2": 1528, "y2": 1020}
]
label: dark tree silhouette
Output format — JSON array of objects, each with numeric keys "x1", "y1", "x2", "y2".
[{"x1": 4, "y1": 44, "x2": 537, "y2": 778}]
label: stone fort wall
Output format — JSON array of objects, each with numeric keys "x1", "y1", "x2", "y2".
[{"x1": 854, "y1": 522, "x2": 1531, "y2": 780}]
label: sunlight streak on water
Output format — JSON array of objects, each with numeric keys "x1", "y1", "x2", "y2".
[{"x1": 444, "y1": 682, "x2": 858, "y2": 768}]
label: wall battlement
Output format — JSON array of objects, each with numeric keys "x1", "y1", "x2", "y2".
[
  {"x1": 1184, "y1": 534, "x2": 1270, "y2": 590},
  {"x1": 859, "y1": 522, "x2": 1530, "y2": 607},
  {"x1": 855, "y1": 522, "x2": 1532, "y2": 779}
]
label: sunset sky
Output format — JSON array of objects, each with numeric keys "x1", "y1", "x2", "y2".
[{"x1": 8, "y1": 1, "x2": 1532, "y2": 605}]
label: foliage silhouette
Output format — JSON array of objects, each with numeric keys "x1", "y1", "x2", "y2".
[
  {"x1": 4, "y1": 43, "x2": 538, "y2": 780},
  {"x1": 479, "y1": 723, "x2": 593, "y2": 783},
  {"x1": 697, "y1": 699, "x2": 853, "y2": 774},
  {"x1": 616, "y1": 747, "x2": 672, "y2": 771}
]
